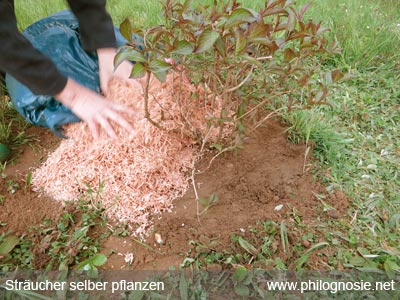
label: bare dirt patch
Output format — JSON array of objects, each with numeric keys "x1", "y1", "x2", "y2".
[
  {"x1": 0, "y1": 119, "x2": 348, "y2": 270},
  {"x1": 101, "y1": 119, "x2": 348, "y2": 270},
  {"x1": 0, "y1": 127, "x2": 62, "y2": 235}
]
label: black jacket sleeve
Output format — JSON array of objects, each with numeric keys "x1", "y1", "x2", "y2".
[
  {"x1": 67, "y1": 0, "x2": 116, "y2": 51},
  {"x1": 0, "y1": 0, "x2": 117, "y2": 96},
  {"x1": 0, "y1": 0, "x2": 67, "y2": 95}
]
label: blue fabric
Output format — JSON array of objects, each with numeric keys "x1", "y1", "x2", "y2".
[{"x1": 5, "y1": 10, "x2": 141, "y2": 136}]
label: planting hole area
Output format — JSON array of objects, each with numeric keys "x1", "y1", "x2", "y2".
[{"x1": 0, "y1": 117, "x2": 347, "y2": 270}]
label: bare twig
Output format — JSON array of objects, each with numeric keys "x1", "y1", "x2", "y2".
[
  {"x1": 250, "y1": 107, "x2": 287, "y2": 132},
  {"x1": 256, "y1": 56, "x2": 273, "y2": 61},
  {"x1": 225, "y1": 65, "x2": 254, "y2": 94}
]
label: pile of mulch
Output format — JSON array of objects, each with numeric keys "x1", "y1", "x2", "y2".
[{"x1": 32, "y1": 74, "x2": 228, "y2": 236}]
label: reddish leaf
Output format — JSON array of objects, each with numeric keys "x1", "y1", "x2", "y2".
[
  {"x1": 249, "y1": 22, "x2": 273, "y2": 39},
  {"x1": 331, "y1": 69, "x2": 345, "y2": 82},
  {"x1": 283, "y1": 48, "x2": 297, "y2": 61},
  {"x1": 120, "y1": 18, "x2": 133, "y2": 43}
]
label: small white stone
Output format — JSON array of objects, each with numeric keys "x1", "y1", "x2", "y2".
[
  {"x1": 155, "y1": 233, "x2": 165, "y2": 245},
  {"x1": 274, "y1": 204, "x2": 284, "y2": 211},
  {"x1": 380, "y1": 149, "x2": 388, "y2": 156},
  {"x1": 124, "y1": 252, "x2": 134, "y2": 264}
]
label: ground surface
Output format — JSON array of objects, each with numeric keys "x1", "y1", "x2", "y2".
[{"x1": 0, "y1": 119, "x2": 348, "y2": 270}]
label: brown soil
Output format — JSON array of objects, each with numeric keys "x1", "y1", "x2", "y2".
[
  {"x1": 0, "y1": 127, "x2": 62, "y2": 234},
  {"x1": 0, "y1": 120, "x2": 348, "y2": 270}
]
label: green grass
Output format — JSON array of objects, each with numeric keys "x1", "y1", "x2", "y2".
[
  {"x1": 3, "y1": 0, "x2": 400, "y2": 275},
  {"x1": 0, "y1": 97, "x2": 31, "y2": 150},
  {"x1": 287, "y1": 0, "x2": 400, "y2": 272}
]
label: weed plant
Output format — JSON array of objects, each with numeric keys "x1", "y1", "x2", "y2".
[{"x1": 0, "y1": 197, "x2": 108, "y2": 271}]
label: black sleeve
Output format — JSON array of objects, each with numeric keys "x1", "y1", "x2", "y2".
[
  {"x1": 0, "y1": 0, "x2": 68, "y2": 95},
  {"x1": 67, "y1": 0, "x2": 116, "y2": 51}
]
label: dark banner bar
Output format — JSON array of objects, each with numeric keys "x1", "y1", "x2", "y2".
[{"x1": 0, "y1": 270, "x2": 399, "y2": 299}]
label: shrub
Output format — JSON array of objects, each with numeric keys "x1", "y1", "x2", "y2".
[{"x1": 115, "y1": 0, "x2": 343, "y2": 148}]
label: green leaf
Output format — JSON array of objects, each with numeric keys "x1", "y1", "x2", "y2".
[
  {"x1": 384, "y1": 259, "x2": 399, "y2": 279},
  {"x1": 384, "y1": 259, "x2": 400, "y2": 271},
  {"x1": 91, "y1": 254, "x2": 107, "y2": 266},
  {"x1": 235, "y1": 32, "x2": 248, "y2": 54},
  {"x1": 148, "y1": 60, "x2": 172, "y2": 82},
  {"x1": 194, "y1": 29, "x2": 219, "y2": 53},
  {"x1": 209, "y1": 193, "x2": 218, "y2": 204},
  {"x1": 303, "y1": 242, "x2": 329, "y2": 255},
  {"x1": 148, "y1": 60, "x2": 172, "y2": 73},
  {"x1": 242, "y1": 271, "x2": 254, "y2": 285},
  {"x1": 130, "y1": 63, "x2": 146, "y2": 79},
  {"x1": 237, "y1": 102, "x2": 247, "y2": 118},
  {"x1": 234, "y1": 284, "x2": 250, "y2": 297},
  {"x1": 238, "y1": 237, "x2": 258, "y2": 255},
  {"x1": 0, "y1": 143, "x2": 11, "y2": 162},
  {"x1": 211, "y1": 143, "x2": 223, "y2": 151},
  {"x1": 114, "y1": 49, "x2": 146, "y2": 71},
  {"x1": 275, "y1": 258, "x2": 287, "y2": 270},
  {"x1": 349, "y1": 256, "x2": 366, "y2": 267},
  {"x1": 153, "y1": 70, "x2": 168, "y2": 83},
  {"x1": 225, "y1": 8, "x2": 257, "y2": 30},
  {"x1": 197, "y1": 197, "x2": 207, "y2": 207},
  {"x1": 75, "y1": 259, "x2": 94, "y2": 271},
  {"x1": 214, "y1": 36, "x2": 226, "y2": 57},
  {"x1": 232, "y1": 266, "x2": 248, "y2": 282},
  {"x1": 295, "y1": 255, "x2": 309, "y2": 270},
  {"x1": 120, "y1": 18, "x2": 133, "y2": 43},
  {"x1": 25, "y1": 171, "x2": 32, "y2": 187},
  {"x1": 171, "y1": 40, "x2": 194, "y2": 55},
  {"x1": 241, "y1": 55, "x2": 263, "y2": 68},
  {"x1": 0, "y1": 235, "x2": 20, "y2": 256}
]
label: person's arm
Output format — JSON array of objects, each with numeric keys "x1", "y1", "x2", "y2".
[
  {"x1": 0, "y1": 0, "x2": 67, "y2": 95},
  {"x1": 0, "y1": 0, "x2": 135, "y2": 139},
  {"x1": 66, "y1": 0, "x2": 116, "y2": 51}
]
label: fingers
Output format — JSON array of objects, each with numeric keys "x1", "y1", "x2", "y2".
[
  {"x1": 87, "y1": 119, "x2": 100, "y2": 140},
  {"x1": 111, "y1": 103, "x2": 137, "y2": 117},
  {"x1": 87, "y1": 105, "x2": 135, "y2": 140},
  {"x1": 97, "y1": 114, "x2": 117, "y2": 139},
  {"x1": 101, "y1": 81, "x2": 109, "y2": 95},
  {"x1": 105, "y1": 108, "x2": 135, "y2": 135}
]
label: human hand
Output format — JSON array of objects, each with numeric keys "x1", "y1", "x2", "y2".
[
  {"x1": 56, "y1": 78, "x2": 135, "y2": 139},
  {"x1": 97, "y1": 48, "x2": 142, "y2": 94}
]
